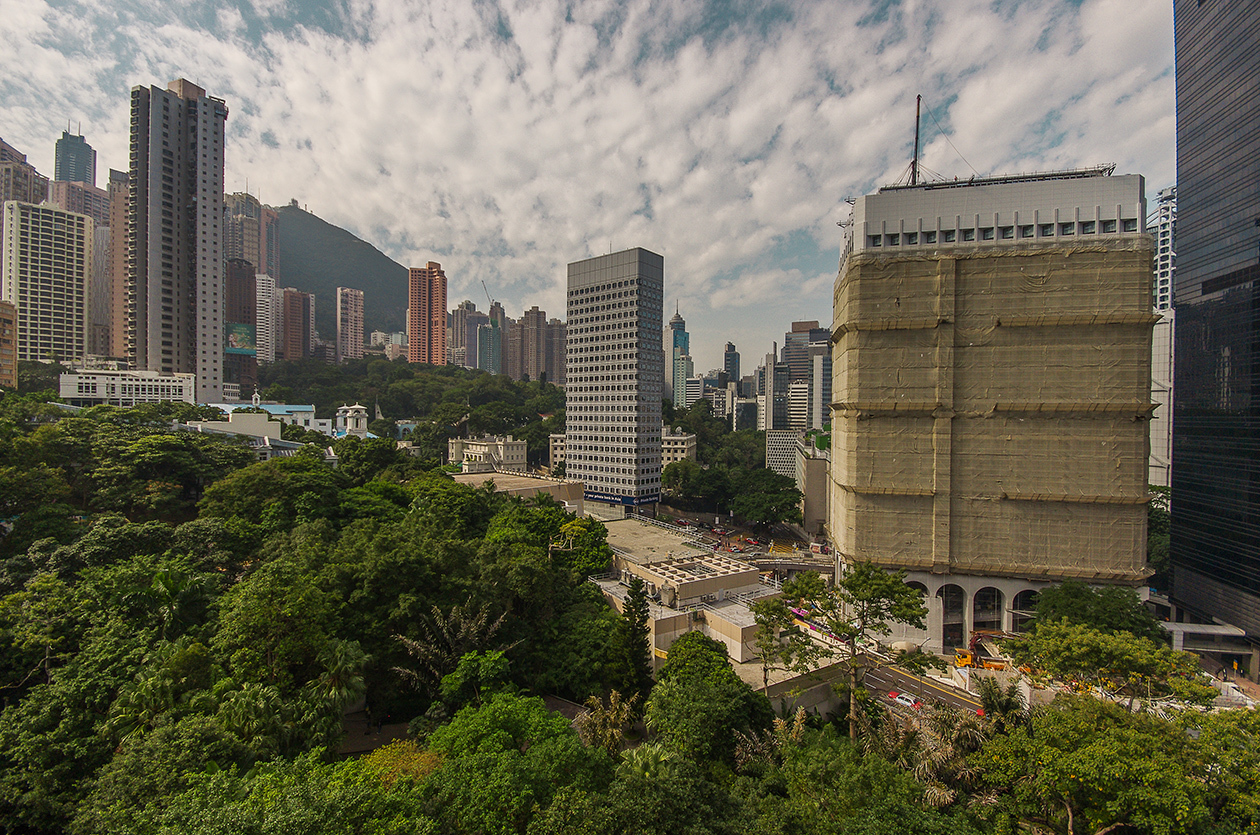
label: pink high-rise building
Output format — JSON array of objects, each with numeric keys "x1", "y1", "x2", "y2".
[{"x1": 407, "y1": 262, "x2": 446, "y2": 365}]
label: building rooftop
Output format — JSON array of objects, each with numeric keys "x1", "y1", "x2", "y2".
[{"x1": 602, "y1": 517, "x2": 708, "y2": 565}]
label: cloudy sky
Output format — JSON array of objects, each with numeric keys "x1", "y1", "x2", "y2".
[{"x1": 1, "y1": 0, "x2": 1174, "y2": 373}]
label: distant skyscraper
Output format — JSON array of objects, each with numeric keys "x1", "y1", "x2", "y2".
[
  {"x1": 477, "y1": 320, "x2": 502, "y2": 375},
  {"x1": 280, "y1": 288, "x2": 314, "y2": 361},
  {"x1": 546, "y1": 317, "x2": 566, "y2": 384},
  {"x1": 782, "y1": 320, "x2": 831, "y2": 380},
  {"x1": 517, "y1": 306, "x2": 549, "y2": 381},
  {"x1": 54, "y1": 130, "x2": 96, "y2": 186},
  {"x1": 128, "y1": 79, "x2": 228, "y2": 402},
  {"x1": 224, "y1": 259, "x2": 258, "y2": 391},
  {"x1": 668, "y1": 305, "x2": 689, "y2": 404},
  {"x1": 1, "y1": 201, "x2": 91, "y2": 363},
  {"x1": 224, "y1": 193, "x2": 280, "y2": 279},
  {"x1": 566, "y1": 247, "x2": 664, "y2": 507},
  {"x1": 1170, "y1": 0, "x2": 1260, "y2": 636},
  {"x1": 255, "y1": 274, "x2": 277, "y2": 364},
  {"x1": 723, "y1": 342, "x2": 740, "y2": 382},
  {"x1": 105, "y1": 170, "x2": 128, "y2": 358},
  {"x1": 0, "y1": 138, "x2": 49, "y2": 207},
  {"x1": 407, "y1": 262, "x2": 447, "y2": 365},
  {"x1": 336, "y1": 286, "x2": 364, "y2": 362}
]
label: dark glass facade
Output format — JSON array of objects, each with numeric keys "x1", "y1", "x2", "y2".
[{"x1": 1171, "y1": 0, "x2": 1260, "y2": 632}]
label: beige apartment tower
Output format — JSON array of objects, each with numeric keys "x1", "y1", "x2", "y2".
[
  {"x1": 829, "y1": 168, "x2": 1154, "y2": 651},
  {"x1": 336, "y1": 286, "x2": 364, "y2": 362},
  {"x1": 128, "y1": 79, "x2": 228, "y2": 403},
  {"x1": 2, "y1": 201, "x2": 92, "y2": 363}
]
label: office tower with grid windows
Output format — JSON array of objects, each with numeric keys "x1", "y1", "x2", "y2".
[
  {"x1": 407, "y1": 262, "x2": 446, "y2": 365},
  {"x1": 128, "y1": 78, "x2": 228, "y2": 403},
  {"x1": 1171, "y1": 0, "x2": 1260, "y2": 638},
  {"x1": 566, "y1": 248, "x2": 664, "y2": 507}
]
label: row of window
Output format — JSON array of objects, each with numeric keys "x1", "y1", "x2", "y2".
[{"x1": 867, "y1": 218, "x2": 1139, "y2": 249}]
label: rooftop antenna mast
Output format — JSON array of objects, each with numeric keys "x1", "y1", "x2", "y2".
[{"x1": 911, "y1": 94, "x2": 921, "y2": 186}]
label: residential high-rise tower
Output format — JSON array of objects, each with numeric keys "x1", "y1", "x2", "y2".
[
  {"x1": 407, "y1": 262, "x2": 447, "y2": 365},
  {"x1": 1, "y1": 201, "x2": 92, "y2": 363},
  {"x1": 336, "y1": 286, "x2": 364, "y2": 362},
  {"x1": 128, "y1": 78, "x2": 229, "y2": 402},
  {"x1": 566, "y1": 248, "x2": 664, "y2": 507}
]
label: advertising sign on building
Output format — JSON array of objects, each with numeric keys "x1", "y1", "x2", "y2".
[{"x1": 225, "y1": 323, "x2": 257, "y2": 356}]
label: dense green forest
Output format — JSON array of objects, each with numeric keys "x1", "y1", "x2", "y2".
[
  {"x1": 1, "y1": 390, "x2": 1258, "y2": 834},
  {"x1": 257, "y1": 357, "x2": 566, "y2": 465}
]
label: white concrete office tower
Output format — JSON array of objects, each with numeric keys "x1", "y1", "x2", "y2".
[
  {"x1": 128, "y1": 78, "x2": 228, "y2": 403},
  {"x1": 336, "y1": 286, "x2": 364, "y2": 362},
  {"x1": 566, "y1": 248, "x2": 664, "y2": 508},
  {"x1": 254, "y1": 274, "x2": 276, "y2": 364},
  {"x1": 1, "y1": 201, "x2": 92, "y2": 362}
]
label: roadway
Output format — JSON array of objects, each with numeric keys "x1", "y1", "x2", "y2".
[{"x1": 865, "y1": 659, "x2": 983, "y2": 714}]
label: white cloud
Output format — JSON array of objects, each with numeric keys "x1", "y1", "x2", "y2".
[{"x1": 0, "y1": 0, "x2": 1175, "y2": 371}]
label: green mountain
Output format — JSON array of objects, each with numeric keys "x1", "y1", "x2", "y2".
[{"x1": 275, "y1": 203, "x2": 408, "y2": 338}]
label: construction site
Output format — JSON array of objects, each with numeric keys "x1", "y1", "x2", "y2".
[{"x1": 828, "y1": 169, "x2": 1157, "y2": 653}]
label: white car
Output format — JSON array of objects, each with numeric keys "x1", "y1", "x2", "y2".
[{"x1": 892, "y1": 693, "x2": 922, "y2": 710}]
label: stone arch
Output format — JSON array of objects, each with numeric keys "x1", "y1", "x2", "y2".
[
  {"x1": 936, "y1": 583, "x2": 966, "y2": 650},
  {"x1": 1011, "y1": 589, "x2": 1039, "y2": 633},
  {"x1": 973, "y1": 586, "x2": 1004, "y2": 634}
]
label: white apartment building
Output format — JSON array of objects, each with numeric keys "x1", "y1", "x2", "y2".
[
  {"x1": 2, "y1": 201, "x2": 92, "y2": 363},
  {"x1": 565, "y1": 248, "x2": 664, "y2": 507}
]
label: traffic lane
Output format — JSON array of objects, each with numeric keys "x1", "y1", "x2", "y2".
[{"x1": 865, "y1": 663, "x2": 983, "y2": 713}]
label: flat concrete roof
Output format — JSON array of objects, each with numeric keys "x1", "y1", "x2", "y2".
[
  {"x1": 450, "y1": 472, "x2": 572, "y2": 492},
  {"x1": 603, "y1": 518, "x2": 708, "y2": 565}
]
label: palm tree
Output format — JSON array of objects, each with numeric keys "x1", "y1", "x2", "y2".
[{"x1": 393, "y1": 603, "x2": 515, "y2": 696}]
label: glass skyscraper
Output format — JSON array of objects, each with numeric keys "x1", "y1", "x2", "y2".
[
  {"x1": 54, "y1": 130, "x2": 95, "y2": 186},
  {"x1": 1171, "y1": 0, "x2": 1260, "y2": 633}
]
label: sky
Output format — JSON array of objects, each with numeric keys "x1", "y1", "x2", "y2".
[{"x1": 0, "y1": 0, "x2": 1175, "y2": 374}]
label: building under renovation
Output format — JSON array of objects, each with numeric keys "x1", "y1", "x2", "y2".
[{"x1": 828, "y1": 167, "x2": 1154, "y2": 652}]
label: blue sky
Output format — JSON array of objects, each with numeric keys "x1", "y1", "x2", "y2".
[{"x1": 1, "y1": 0, "x2": 1175, "y2": 373}]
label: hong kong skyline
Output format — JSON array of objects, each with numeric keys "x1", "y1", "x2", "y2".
[{"x1": 1, "y1": 0, "x2": 1175, "y2": 372}]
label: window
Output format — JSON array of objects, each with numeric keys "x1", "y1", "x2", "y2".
[
  {"x1": 924, "y1": 231, "x2": 937, "y2": 244},
  {"x1": 904, "y1": 232, "x2": 918, "y2": 245},
  {"x1": 962, "y1": 229, "x2": 975, "y2": 241},
  {"x1": 1122, "y1": 218, "x2": 1138, "y2": 232},
  {"x1": 868, "y1": 235, "x2": 881, "y2": 247},
  {"x1": 1080, "y1": 220, "x2": 1096, "y2": 234},
  {"x1": 1060, "y1": 222, "x2": 1076, "y2": 235},
  {"x1": 1102, "y1": 219, "x2": 1117, "y2": 233},
  {"x1": 943, "y1": 230, "x2": 956, "y2": 242},
  {"x1": 886, "y1": 234, "x2": 900, "y2": 246},
  {"x1": 1020, "y1": 224, "x2": 1035, "y2": 238},
  {"x1": 1040, "y1": 223, "x2": 1055, "y2": 237}
]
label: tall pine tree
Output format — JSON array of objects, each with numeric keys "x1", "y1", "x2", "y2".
[{"x1": 623, "y1": 577, "x2": 654, "y2": 703}]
